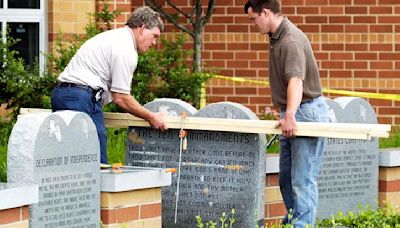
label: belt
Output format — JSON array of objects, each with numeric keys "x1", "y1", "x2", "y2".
[
  {"x1": 57, "y1": 82, "x2": 94, "y2": 91},
  {"x1": 57, "y1": 82, "x2": 103, "y2": 102},
  {"x1": 301, "y1": 95, "x2": 322, "y2": 105},
  {"x1": 300, "y1": 99, "x2": 313, "y2": 104},
  {"x1": 281, "y1": 95, "x2": 322, "y2": 110}
]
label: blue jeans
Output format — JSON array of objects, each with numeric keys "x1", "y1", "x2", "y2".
[
  {"x1": 279, "y1": 96, "x2": 329, "y2": 227},
  {"x1": 51, "y1": 86, "x2": 107, "y2": 163}
]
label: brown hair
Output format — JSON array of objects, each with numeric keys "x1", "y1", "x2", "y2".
[{"x1": 244, "y1": 0, "x2": 281, "y2": 14}]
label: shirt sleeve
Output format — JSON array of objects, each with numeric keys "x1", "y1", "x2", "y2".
[{"x1": 281, "y1": 41, "x2": 307, "y2": 82}]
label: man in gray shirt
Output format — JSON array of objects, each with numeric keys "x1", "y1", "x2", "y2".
[{"x1": 245, "y1": 0, "x2": 329, "y2": 226}]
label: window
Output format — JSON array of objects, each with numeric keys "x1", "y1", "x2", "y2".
[
  {"x1": 0, "y1": 0, "x2": 46, "y2": 71},
  {"x1": 9, "y1": 22, "x2": 39, "y2": 67},
  {"x1": 8, "y1": 0, "x2": 40, "y2": 9}
]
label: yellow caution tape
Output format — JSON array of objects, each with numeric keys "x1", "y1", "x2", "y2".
[
  {"x1": 213, "y1": 75, "x2": 270, "y2": 86},
  {"x1": 211, "y1": 75, "x2": 400, "y2": 101},
  {"x1": 322, "y1": 88, "x2": 400, "y2": 101}
]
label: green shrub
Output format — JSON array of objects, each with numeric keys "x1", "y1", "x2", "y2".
[
  {"x1": 106, "y1": 128, "x2": 126, "y2": 164},
  {"x1": 380, "y1": 127, "x2": 400, "y2": 149},
  {"x1": 0, "y1": 21, "x2": 80, "y2": 181},
  {"x1": 195, "y1": 209, "x2": 236, "y2": 228},
  {"x1": 316, "y1": 204, "x2": 400, "y2": 227},
  {"x1": 0, "y1": 33, "x2": 56, "y2": 118},
  {"x1": 0, "y1": 120, "x2": 14, "y2": 182},
  {"x1": 259, "y1": 107, "x2": 280, "y2": 153},
  {"x1": 132, "y1": 34, "x2": 212, "y2": 108}
]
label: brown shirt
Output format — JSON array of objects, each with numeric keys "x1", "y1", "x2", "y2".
[{"x1": 269, "y1": 17, "x2": 322, "y2": 107}]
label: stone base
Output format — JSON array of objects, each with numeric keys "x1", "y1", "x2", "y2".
[
  {"x1": 0, "y1": 206, "x2": 29, "y2": 228},
  {"x1": 101, "y1": 217, "x2": 161, "y2": 228},
  {"x1": 101, "y1": 188, "x2": 162, "y2": 227}
]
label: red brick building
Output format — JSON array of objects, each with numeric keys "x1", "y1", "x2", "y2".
[
  {"x1": 133, "y1": 0, "x2": 400, "y2": 126},
  {"x1": 2, "y1": 0, "x2": 399, "y2": 125}
]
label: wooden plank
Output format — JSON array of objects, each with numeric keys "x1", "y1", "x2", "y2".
[
  {"x1": 103, "y1": 114, "x2": 389, "y2": 140},
  {"x1": 19, "y1": 108, "x2": 391, "y2": 140},
  {"x1": 20, "y1": 108, "x2": 51, "y2": 114},
  {"x1": 103, "y1": 112, "x2": 390, "y2": 131}
]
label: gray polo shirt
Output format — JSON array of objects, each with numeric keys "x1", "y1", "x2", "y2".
[{"x1": 269, "y1": 17, "x2": 322, "y2": 107}]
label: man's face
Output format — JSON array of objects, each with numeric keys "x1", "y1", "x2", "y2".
[
  {"x1": 137, "y1": 26, "x2": 160, "y2": 53},
  {"x1": 247, "y1": 7, "x2": 270, "y2": 35}
]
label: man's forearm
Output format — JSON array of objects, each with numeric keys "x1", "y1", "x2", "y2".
[
  {"x1": 111, "y1": 92, "x2": 154, "y2": 121},
  {"x1": 286, "y1": 77, "x2": 303, "y2": 116}
]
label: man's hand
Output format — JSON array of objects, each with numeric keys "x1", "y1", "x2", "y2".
[
  {"x1": 148, "y1": 111, "x2": 168, "y2": 131},
  {"x1": 276, "y1": 112, "x2": 297, "y2": 138},
  {"x1": 276, "y1": 77, "x2": 302, "y2": 138}
]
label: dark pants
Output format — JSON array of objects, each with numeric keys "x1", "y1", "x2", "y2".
[{"x1": 51, "y1": 85, "x2": 107, "y2": 163}]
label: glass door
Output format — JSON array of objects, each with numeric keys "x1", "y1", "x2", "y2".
[{"x1": 0, "y1": 0, "x2": 46, "y2": 71}]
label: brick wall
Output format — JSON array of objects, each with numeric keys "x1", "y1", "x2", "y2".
[
  {"x1": 100, "y1": 188, "x2": 162, "y2": 228},
  {"x1": 264, "y1": 173, "x2": 285, "y2": 227},
  {"x1": 53, "y1": 1, "x2": 400, "y2": 125},
  {"x1": 96, "y1": 0, "x2": 133, "y2": 28},
  {"x1": 128, "y1": 0, "x2": 400, "y2": 126},
  {"x1": 47, "y1": 0, "x2": 131, "y2": 58},
  {"x1": 48, "y1": 0, "x2": 96, "y2": 41},
  {"x1": 379, "y1": 167, "x2": 400, "y2": 209},
  {"x1": 0, "y1": 206, "x2": 29, "y2": 228}
]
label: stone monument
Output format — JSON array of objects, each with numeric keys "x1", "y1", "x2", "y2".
[
  {"x1": 126, "y1": 99, "x2": 266, "y2": 227},
  {"x1": 8, "y1": 111, "x2": 100, "y2": 228},
  {"x1": 317, "y1": 97, "x2": 379, "y2": 218}
]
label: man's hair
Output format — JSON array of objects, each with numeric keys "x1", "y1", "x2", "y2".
[
  {"x1": 244, "y1": 0, "x2": 281, "y2": 14},
  {"x1": 126, "y1": 6, "x2": 164, "y2": 31}
]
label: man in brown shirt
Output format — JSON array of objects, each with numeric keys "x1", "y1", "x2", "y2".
[{"x1": 245, "y1": 0, "x2": 329, "y2": 227}]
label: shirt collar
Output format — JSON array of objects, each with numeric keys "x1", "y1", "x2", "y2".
[
  {"x1": 125, "y1": 26, "x2": 137, "y2": 50},
  {"x1": 270, "y1": 17, "x2": 288, "y2": 40}
]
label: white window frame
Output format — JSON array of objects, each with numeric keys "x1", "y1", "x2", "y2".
[{"x1": 0, "y1": 0, "x2": 47, "y2": 72}]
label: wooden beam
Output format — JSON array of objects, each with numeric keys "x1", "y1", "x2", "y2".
[{"x1": 19, "y1": 108, "x2": 391, "y2": 140}]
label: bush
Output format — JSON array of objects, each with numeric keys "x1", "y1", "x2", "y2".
[
  {"x1": 316, "y1": 204, "x2": 400, "y2": 227},
  {"x1": 0, "y1": 120, "x2": 14, "y2": 182},
  {"x1": 196, "y1": 209, "x2": 236, "y2": 228},
  {"x1": 259, "y1": 107, "x2": 280, "y2": 153},
  {"x1": 380, "y1": 127, "x2": 400, "y2": 149},
  {"x1": 132, "y1": 34, "x2": 212, "y2": 108},
  {"x1": 0, "y1": 34, "x2": 56, "y2": 117},
  {"x1": 106, "y1": 128, "x2": 126, "y2": 164}
]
